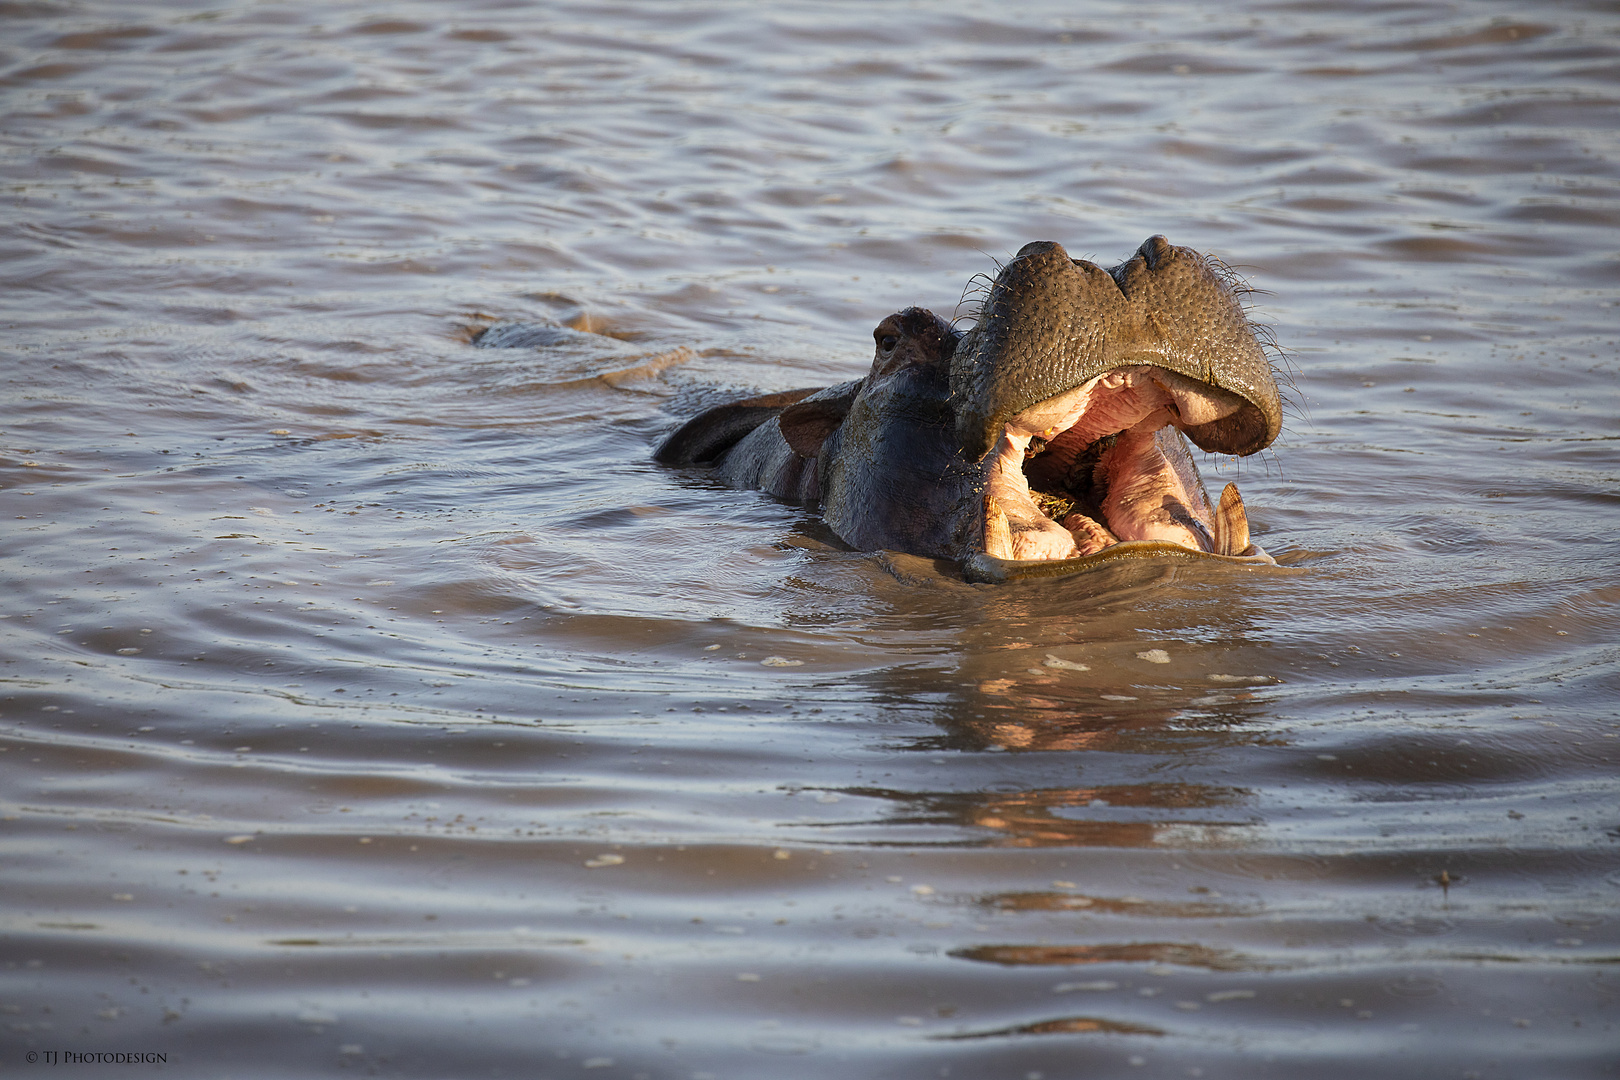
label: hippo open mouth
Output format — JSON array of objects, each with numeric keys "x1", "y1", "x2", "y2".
[
  {"x1": 980, "y1": 366, "x2": 1255, "y2": 562},
  {"x1": 953, "y1": 236, "x2": 1281, "y2": 575}
]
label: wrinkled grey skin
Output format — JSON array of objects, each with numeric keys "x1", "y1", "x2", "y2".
[
  {"x1": 814, "y1": 311, "x2": 982, "y2": 556},
  {"x1": 654, "y1": 236, "x2": 1282, "y2": 574}
]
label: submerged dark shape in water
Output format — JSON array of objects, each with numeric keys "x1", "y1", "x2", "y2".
[{"x1": 656, "y1": 236, "x2": 1284, "y2": 582}]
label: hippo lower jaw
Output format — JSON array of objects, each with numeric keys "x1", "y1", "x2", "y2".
[{"x1": 975, "y1": 364, "x2": 1258, "y2": 565}]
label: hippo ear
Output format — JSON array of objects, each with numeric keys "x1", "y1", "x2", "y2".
[
  {"x1": 654, "y1": 387, "x2": 824, "y2": 465},
  {"x1": 779, "y1": 383, "x2": 860, "y2": 459}
]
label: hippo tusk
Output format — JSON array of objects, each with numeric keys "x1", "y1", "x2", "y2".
[
  {"x1": 1214, "y1": 482, "x2": 1251, "y2": 557},
  {"x1": 984, "y1": 495, "x2": 1014, "y2": 562}
]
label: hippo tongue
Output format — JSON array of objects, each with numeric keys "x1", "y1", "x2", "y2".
[{"x1": 951, "y1": 237, "x2": 1281, "y2": 461}]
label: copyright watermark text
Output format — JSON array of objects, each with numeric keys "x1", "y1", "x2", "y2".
[{"x1": 26, "y1": 1052, "x2": 168, "y2": 1065}]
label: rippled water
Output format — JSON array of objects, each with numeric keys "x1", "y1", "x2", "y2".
[{"x1": 3, "y1": 1, "x2": 1618, "y2": 1076}]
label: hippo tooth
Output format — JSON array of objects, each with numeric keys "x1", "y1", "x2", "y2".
[
  {"x1": 1215, "y1": 483, "x2": 1250, "y2": 556},
  {"x1": 984, "y1": 496, "x2": 1014, "y2": 561}
]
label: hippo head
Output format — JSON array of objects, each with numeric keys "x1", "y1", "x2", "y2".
[{"x1": 777, "y1": 238, "x2": 1282, "y2": 579}]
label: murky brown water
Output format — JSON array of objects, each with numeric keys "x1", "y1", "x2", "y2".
[{"x1": 3, "y1": 1, "x2": 1618, "y2": 1077}]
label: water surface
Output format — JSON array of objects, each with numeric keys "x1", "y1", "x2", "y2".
[{"x1": 3, "y1": 1, "x2": 1618, "y2": 1077}]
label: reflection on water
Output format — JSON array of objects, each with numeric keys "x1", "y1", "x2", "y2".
[
  {"x1": 954, "y1": 942, "x2": 1253, "y2": 973},
  {"x1": 4, "y1": 0, "x2": 1619, "y2": 1077},
  {"x1": 939, "y1": 1014, "x2": 1168, "y2": 1039}
]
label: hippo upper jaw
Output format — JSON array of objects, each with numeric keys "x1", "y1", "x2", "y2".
[{"x1": 951, "y1": 236, "x2": 1282, "y2": 463}]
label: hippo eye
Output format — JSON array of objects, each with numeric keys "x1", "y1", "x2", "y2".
[{"x1": 879, "y1": 334, "x2": 899, "y2": 352}]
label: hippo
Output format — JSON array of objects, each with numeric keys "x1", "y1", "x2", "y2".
[{"x1": 655, "y1": 236, "x2": 1283, "y2": 582}]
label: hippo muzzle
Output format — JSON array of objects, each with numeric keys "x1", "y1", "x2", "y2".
[{"x1": 953, "y1": 237, "x2": 1280, "y2": 461}]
